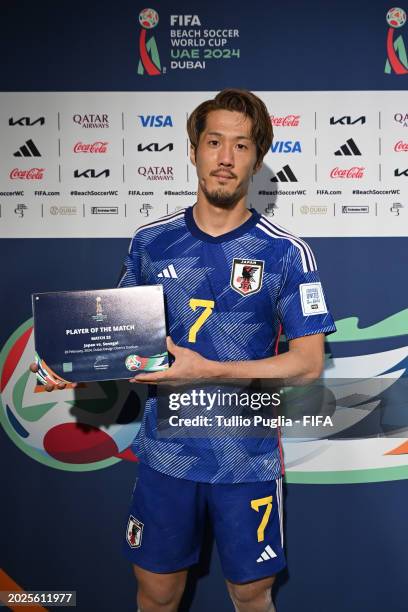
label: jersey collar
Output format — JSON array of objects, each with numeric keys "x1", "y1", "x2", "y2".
[{"x1": 185, "y1": 204, "x2": 260, "y2": 243}]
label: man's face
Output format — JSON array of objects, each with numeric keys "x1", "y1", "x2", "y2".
[{"x1": 190, "y1": 109, "x2": 260, "y2": 209}]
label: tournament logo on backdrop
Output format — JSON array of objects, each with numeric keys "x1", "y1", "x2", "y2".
[
  {"x1": 283, "y1": 307, "x2": 408, "y2": 484},
  {"x1": 230, "y1": 259, "x2": 264, "y2": 296},
  {"x1": 385, "y1": 7, "x2": 408, "y2": 74},
  {"x1": 0, "y1": 319, "x2": 142, "y2": 471},
  {"x1": 136, "y1": 9, "x2": 242, "y2": 74},
  {"x1": 137, "y1": 8, "x2": 161, "y2": 76},
  {"x1": 2, "y1": 315, "x2": 408, "y2": 482}
]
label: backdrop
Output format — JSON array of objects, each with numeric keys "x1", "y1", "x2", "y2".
[{"x1": 1, "y1": 1, "x2": 408, "y2": 611}]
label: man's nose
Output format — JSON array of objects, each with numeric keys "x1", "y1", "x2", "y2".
[{"x1": 217, "y1": 143, "x2": 234, "y2": 166}]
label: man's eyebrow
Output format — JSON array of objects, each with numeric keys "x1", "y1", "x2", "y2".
[{"x1": 206, "y1": 131, "x2": 252, "y2": 140}]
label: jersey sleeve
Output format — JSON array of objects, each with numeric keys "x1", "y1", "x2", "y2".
[
  {"x1": 117, "y1": 232, "x2": 143, "y2": 288},
  {"x1": 276, "y1": 242, "x2": 336, "y2": 341}
]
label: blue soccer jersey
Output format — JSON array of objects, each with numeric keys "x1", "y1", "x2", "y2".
[{"x1": 119, "y1": 206, "x2": 336, "y2": 483}]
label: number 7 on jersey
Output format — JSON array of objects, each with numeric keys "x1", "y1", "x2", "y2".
[{"x1": 188, "y1": 298, "x2": 215, "y2": 343}]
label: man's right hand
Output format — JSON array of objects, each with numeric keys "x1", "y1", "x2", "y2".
[{"x1": 29, "y1": 363, "x2": 77, "y2": 392}]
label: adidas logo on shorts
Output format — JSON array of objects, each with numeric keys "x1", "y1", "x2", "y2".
[{"x1": 256, "y1": 545, "x2": 277, "y2": 563}]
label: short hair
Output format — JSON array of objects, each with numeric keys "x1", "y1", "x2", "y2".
[{"x1": 187, "y1": 89, "x2": 273, "y2": 167}]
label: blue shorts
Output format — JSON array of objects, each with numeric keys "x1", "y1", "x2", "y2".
[{"x1": 123, "y1": 462, "x2": 286, "y2": 583}]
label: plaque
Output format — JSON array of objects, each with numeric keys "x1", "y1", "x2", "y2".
[{"x1": 32, "y1": 286, "x2": 169, "y2": 383}]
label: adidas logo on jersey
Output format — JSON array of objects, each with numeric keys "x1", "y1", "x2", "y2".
[
  {"x1": 334, "y1": 138, "x2": 361, "y2": 156},
  {"x1": 157, "y1": 264, "x2": 178, "y2": 278},
  {"x1": 256, "y1": 545, "x2": 277, "y2": 563}
]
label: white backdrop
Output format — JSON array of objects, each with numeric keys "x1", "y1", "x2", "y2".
[{"x1": 1, "y1": 90, "x2": 407, "y2": 238}]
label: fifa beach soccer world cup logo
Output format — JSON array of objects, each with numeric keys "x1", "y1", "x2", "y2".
[
  {"x1": 138, "y1": 8, "x2": 161, "y2": 76},
  {"x1": 385, "y1": 7, "x2": 408, "y2": 74}
]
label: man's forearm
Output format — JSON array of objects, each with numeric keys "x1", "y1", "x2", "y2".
[
  {"x1": 131, "y1": 335, "x2": 325, "y2": 385},
  {"x1": 204, "y1": 340, "x2": 324, "y2": 381}
]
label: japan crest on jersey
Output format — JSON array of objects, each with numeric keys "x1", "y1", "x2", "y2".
[
  {"x1": 230, "y1": 258, "x2": 264, "y2": 296},
  {"x1": 126, "y1": 515, "x2": 144, "y2": 548}
]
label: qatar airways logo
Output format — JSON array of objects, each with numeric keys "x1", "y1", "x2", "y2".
[
  {"x1": 330, "y1": 167, "x2": 365, "y2": 179},
  {"x1": 270, "y1": 115, "x2": 300, "y2": 127},
  {"x1": 10, "y1": 168, "x2": 44, "y2": 180},
  {"x1": 394, "y1": 140, "x2": 408, "y2": 151},
  {"x1": 137, "y1": 166, "x2": 174, "y2": 180},
  {"x1": 73, "y1": 142, "x2": 108, "y2": 153},
  {"x1": 73, "y1": 114, "x2": 109, "y2": 128},
  {"x1": 394, "y1": 112, "x2": 408, "y2": 126}
]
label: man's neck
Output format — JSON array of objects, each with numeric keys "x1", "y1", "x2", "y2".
[{"x1": 193, "y1": 196, "x2": 252, "y2": 238}]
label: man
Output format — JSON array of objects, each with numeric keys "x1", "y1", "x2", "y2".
[
  {"x1": 118, "y1": 90, "x2": 336, "y2": 611},
  {"x1": 34, "y1": 89, "x2": 336, "y2": 611}
]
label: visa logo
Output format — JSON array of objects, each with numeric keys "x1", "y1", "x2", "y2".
[
  {"x1": 271, "y1": 141, "x2": 302, "y2": 153},
  {"x1": 138, "y1": 115, "x2": 173, "y2": 127}
]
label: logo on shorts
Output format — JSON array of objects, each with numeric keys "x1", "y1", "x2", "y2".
[
  {"x1": 230, "y1": 259, "x2": 264, "y2": 297},
  {"x1": 256, "y1": 544, "x2": 277, "y2": 563},
  {"x1": 127, "y1": 515, "x2": 144, "y2": 548}
]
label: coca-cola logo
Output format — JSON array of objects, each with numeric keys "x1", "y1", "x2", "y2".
[
  {"x1": 330, "y1": 166, "x2": 365, "y2": 179},
  {"x1": 73, "y1": 114, "x2": 109, "y2": 128},
  {"x1": 10, "y1": 168, "x2": 44, "y2": 180},
  {"x1": 394, "y1": 141, "x2": 408, "y2": 152},
  {"x1": 270, "y1": 114, "x2": 300, "y2": 127},
  {"x1": 73, "y1": 142, "x2": 108, "y2": 153}
]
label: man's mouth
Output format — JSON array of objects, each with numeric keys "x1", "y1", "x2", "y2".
[{"x1": 211, "y1": 172, "x2": 236, "y2": 180}]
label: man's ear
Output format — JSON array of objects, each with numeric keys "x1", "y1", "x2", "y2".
[
  {"x1": 253, "y1": 160, "x2": 262, "y2": 175},
  {"x1": 189, "y1": 144, "x2": 197, "y2": 167}
]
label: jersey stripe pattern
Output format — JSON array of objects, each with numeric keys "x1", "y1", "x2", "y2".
[{"x1": 119, "y1": 206, "x2": 336, "y2": 483}]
